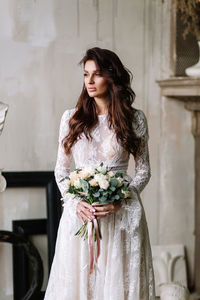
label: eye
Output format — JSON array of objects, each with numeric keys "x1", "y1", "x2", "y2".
[{"x1": 83, "y1": 73, "x2": 88, "y2": 77}]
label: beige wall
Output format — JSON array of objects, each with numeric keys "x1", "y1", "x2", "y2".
[{"x1": 0, "y1": 0, "x2": 194, "y2": 298}]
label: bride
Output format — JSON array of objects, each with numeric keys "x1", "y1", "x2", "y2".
[{"x1": 44, "y1": 47, "x2": 155, "y2": 300}]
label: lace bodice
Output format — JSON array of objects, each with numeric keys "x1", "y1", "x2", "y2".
[{"x1": 55, "y1": 108, "x2": 151, "y2": 199}]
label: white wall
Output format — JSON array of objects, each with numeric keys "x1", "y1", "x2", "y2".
[{"x1": 0, "y1": 0, "x2": 195, "y2": 298}]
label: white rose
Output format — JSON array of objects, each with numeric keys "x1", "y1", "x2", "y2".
[
  {"x1": 99, "y1": 179, "x2": 109, "y2": 190},
  {"x1": 94, "y1": 173, "x2": 107, "y2": 182},
  {"x1": 97, "y1": 165, "x2": 107, "y2": 174},
  {"x1": 108, "y1": 171, "x2": 115, "y2": 177},
  {"x1": 74, "y1": 178, "x2": 82, "y2": 189},
  {"x1": 83, "y1": 165, "x2": 96, "y2": 175},
  {"x1": 79, "y1": 170, "x2": 90, "y2": 179},
  {"x1": 69, "y1": 171, "x2": 78, "y2": 179},
  {"x1": 89, "y1": 179, "x2": 98, "y2": 186}
]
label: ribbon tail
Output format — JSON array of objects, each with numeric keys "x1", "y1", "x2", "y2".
[
  {"x1": 93, "y1": 218, "x2": 101, "y2": 263},
  {"x1": 88, "y1": 221, "x2": 94, "y2": 275}
]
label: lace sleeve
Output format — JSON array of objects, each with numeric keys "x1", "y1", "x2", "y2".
[
  {"x1": 55, "y1": 109, "x2": 82, "y2": 227},
  {"x1": 54, "y1": 109, "x2": 82, "y2": 210},
  {"x1": 129, "y1": 110, "x2": 151, "y2": 195},
  {"x1": 54, "y1": 110, "x2": 72, "y2": 198}
]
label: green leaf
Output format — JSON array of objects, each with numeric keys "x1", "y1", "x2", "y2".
[
  {"x1": 110, "y1": 178, "x2": 118, "y2": 186},
  {"x1": 80, "y1": 179, "x2": 89, "y2": 192},
  {"x1": 59, "y1": 175, "x2": 69, "y2": 183},
  {"x1": 75, "y1": 223, "x2": 86, "y2": 236},
  {"x1": 68, "y1": 186, "x2": 74, "y2": 193},
  {"x1": 115, "y1": 171, "x2": 123, "y2": 178},
  {"x1": 93, "y1": 191, "x2": 100, "y2": 197},
  {"x1": 110, "y1": 186, "x2": 116, "y2": 191},
  {"x1": 119, "y1": 193, "x2": 125, "y2": 199},
  {"x1": 102, "y1": 191, "x2": 108, "y2": 196},
  {"x1": 99, "y1": 196, "x2": 107, "y2": 203}
]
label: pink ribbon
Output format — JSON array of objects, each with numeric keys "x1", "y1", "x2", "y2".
[{"x1": 88, "y1": 218, "x2": 101, "y2": 275}]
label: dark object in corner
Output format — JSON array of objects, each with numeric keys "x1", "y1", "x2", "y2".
[
  {"x1": 0, "y1": 230, "x2": 43, "y2": 300},
  {"x1": 2, "y1": 171, "x2": 62, "y2": 299}
]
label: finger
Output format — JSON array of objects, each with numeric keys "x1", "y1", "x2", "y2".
[
  {"x1": 92, "y1": 205, "x2": 112, "y2": 212},
  {"x1": 79, "y1": 203, "x2": 95, "y2": 217},
  {"x1": 81, "y1": 207, "x2": 96, "y2": 221},
  {"x1": 83, "y1": 208, "x2": 95, "y2": 218},
  {"x1": 80, "y1": 210, "x2": 92, "y2": 222},
  {"x1": 92, "y1": 202, "x2": 112, "y2": 208},
  {"x1": 94, "y1": 211, "x2": 111, "y2": 216},
  {"x1": 94, "y1": 203, "x2": 110, "y2": 207},
  {"x1": 82, "y1": 201, "x2": 96, "y2": 212},
  {"x1": 76, "y1": 210, "x2": 85, "y2": 224},
  {"x1": 78, "y1": 213, "x2": 85, "y2": 225}
]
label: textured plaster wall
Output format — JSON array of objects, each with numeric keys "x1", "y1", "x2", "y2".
[
  {"x1": 0, "y1": 0, "x2": 195, "y2": 298},
  {"x1": 159, "y1": 98, "x2": 195, "y2": 286}
]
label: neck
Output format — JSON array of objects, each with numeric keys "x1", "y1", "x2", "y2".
[{"x1": 94, "y1": 96, "x2": 109, "y2": 115}]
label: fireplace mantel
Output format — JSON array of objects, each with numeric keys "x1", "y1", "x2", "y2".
[
  {"x1": 157, "y1": 76, "x2": 200, "y2": 296},
  {"x1": 157, "y1": 77, "x2": 200, "y2": 99}
]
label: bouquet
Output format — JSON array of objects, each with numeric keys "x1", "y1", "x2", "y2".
[{"x1": 60, "y1": 162, "x2": 131, "y2": 273}]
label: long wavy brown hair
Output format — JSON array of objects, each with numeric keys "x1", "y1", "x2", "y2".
[{"x1": 63, "y1": 47, "x2": 140, "y2": 156}]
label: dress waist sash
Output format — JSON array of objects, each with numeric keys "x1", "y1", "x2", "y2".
[{"x1": 107, "y1": 165, "x2": 128, "y2": 173}]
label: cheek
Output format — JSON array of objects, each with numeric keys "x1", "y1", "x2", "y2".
[
  {"x1": 99, "y1": 80, "x2": 108, "y2": 92},
  {"x1": 84, "y1": 78, "x2": 88, "y2": 86}
]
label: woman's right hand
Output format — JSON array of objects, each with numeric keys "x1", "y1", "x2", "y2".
[{"x1": 76, "y1": 200, "x2": 96, "y2": 224}]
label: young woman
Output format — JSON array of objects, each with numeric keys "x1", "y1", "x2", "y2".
[{"x1": 44, "y1": 47, "x2": 155, "y2": 300}]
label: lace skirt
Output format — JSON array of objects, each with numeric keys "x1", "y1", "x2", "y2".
[{"x1": 44, "y1": 187, "x2": 155, "y2": 300}]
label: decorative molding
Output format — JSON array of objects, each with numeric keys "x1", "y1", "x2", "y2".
[
  {"x1": 157, "y1": 77, "x2": 200, "y2": 294},
  {"x1": 157, "y1": 77, "x2": 200, "y2": 97},
  {"x1": 0, "y1": 101, "x2": 8, "y2": 135},
  {"x1": 152, "y1": 244, "x2": 188, "y2": 297}
]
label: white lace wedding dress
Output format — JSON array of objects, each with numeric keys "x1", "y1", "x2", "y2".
[{"x1": 44, "y1": 108, "x2": 155, "y2": 300}]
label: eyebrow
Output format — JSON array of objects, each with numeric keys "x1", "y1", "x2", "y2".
[{"x1": 84, "y1": 69, "x2": 101, "y2": 73}]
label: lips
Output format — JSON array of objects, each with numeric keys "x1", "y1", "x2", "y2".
[{"x1": 88, "y1": 88, "x2": 96, "y2": 91}]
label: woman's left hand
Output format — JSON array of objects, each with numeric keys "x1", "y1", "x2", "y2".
[{"x1": 92, "y1": 200, "x2": 122, "y2": 219}]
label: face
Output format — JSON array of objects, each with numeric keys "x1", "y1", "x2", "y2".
[{"x1": 84, "y1": 60, "x2": 108, "y2": 99}]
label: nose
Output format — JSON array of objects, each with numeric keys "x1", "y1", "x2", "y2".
[{"x1": 88, "y1": 74, "x2": 94, "y2": 84}]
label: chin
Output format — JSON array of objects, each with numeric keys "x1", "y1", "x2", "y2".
[{"x1": 88, "y1": 91, "x2": 98, "y2": 97}]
